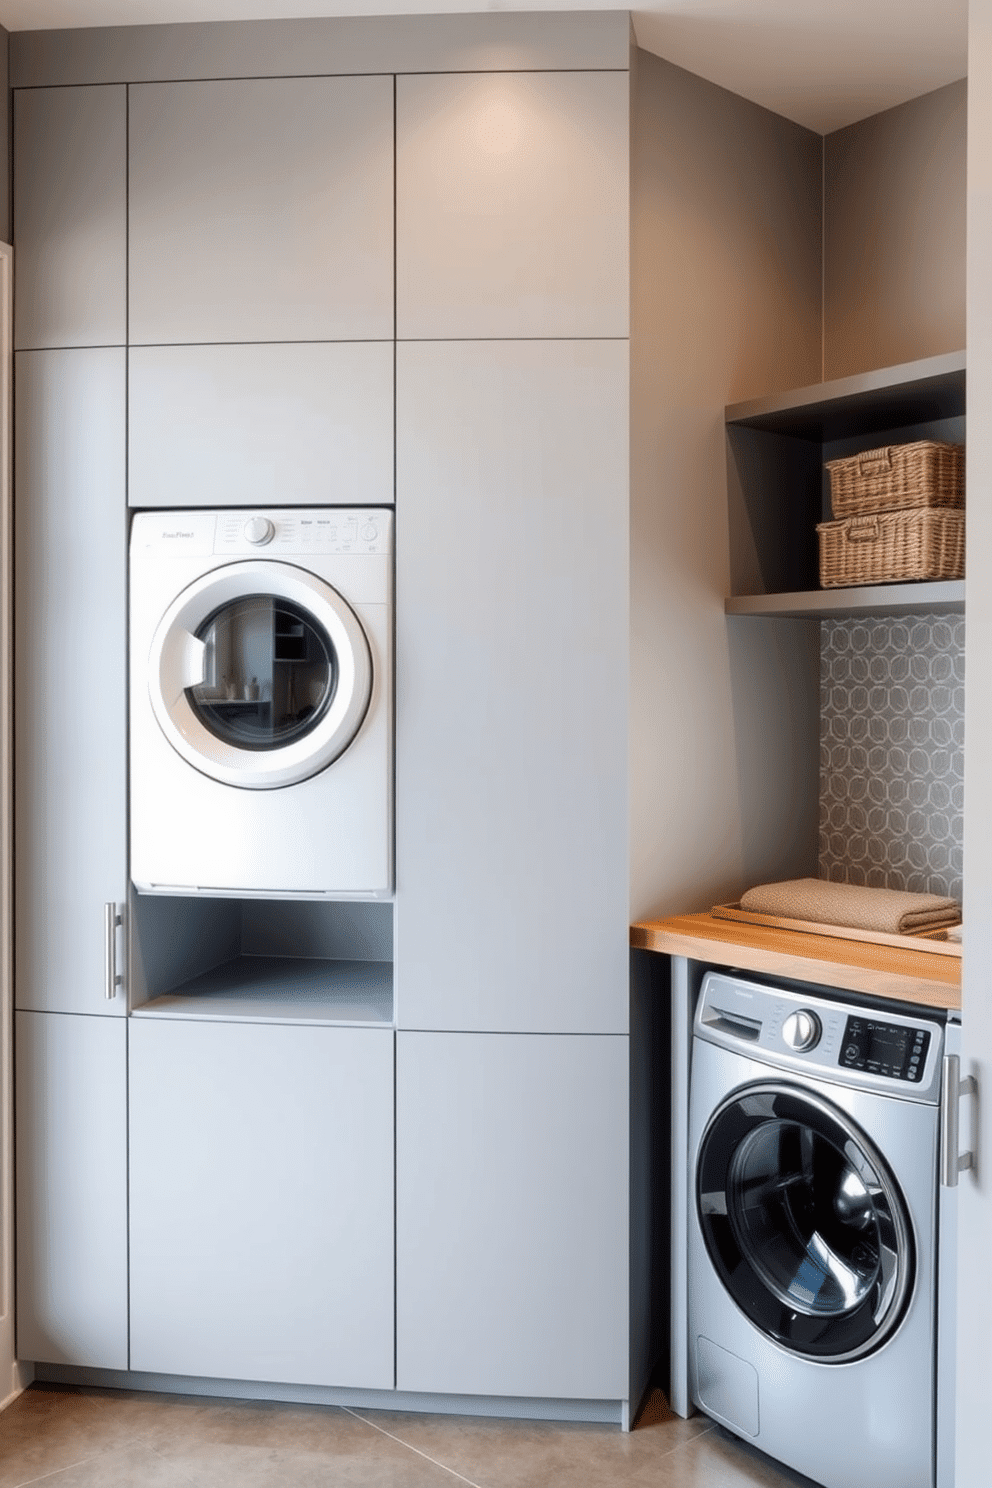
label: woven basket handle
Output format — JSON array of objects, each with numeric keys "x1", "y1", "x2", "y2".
[
  {"x1": 846, "y1": 516, "x2": 880, "y2": 543},
  {"x1": 857, "y1": 447, "x2": 893, "y2": 475}
]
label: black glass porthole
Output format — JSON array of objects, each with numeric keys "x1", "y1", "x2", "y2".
[
  {"x1": 187, "y1": 595, "x2": 337, "y2": 751},
  {"x1": 696, "y1": 1083, "x2": 914, "y2": 1361}
]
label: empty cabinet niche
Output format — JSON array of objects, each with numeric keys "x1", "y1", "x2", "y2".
[{"x1": 129, "y1": 895, "x2": 393, "y2": 1024}]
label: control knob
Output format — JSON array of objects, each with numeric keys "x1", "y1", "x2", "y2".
[
  {"x1": 782, "y1": 1009, "x2": 822, "y2": 1052},
  {"x1": 243, "y1": 516, "x2": 274, "y2": 546}
]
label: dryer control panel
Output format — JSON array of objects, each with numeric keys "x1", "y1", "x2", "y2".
[{"x1": 133, "y1": 509, "x2": 392, "y2": 558}]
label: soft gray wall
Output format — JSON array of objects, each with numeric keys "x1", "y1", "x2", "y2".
[
  {"x1": 630, "y1": 48, "x2": 822, "y2": 920},
  {"x1": 824, "y1": 79, "x2": 966, "y2": 381}
]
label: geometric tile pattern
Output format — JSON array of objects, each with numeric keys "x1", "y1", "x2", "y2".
[{"x1": 820, "y1": 614, "x2": 964, "y2": 904}]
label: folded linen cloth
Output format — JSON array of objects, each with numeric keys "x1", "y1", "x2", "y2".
[{"x1": 739, "y1": 878, "x2": 961, "y2": 935}]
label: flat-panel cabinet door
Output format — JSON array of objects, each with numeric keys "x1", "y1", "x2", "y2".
[
  {"x1": 15, "y1": 1012, "x2": 128, "y2": 1367},
  {"x1": 129, "y1": 76, "x2": 394, "y2": 345},
  {"x1": 397, "y1": 1031, "x2": 629, "y2": 1400},
  {"x1": 13, "y1": 85, "x2": 127, "y2": 350},
  {"x1": 396, "y1": 340, "x2": 628, "y2": 1034},
  {"x1": 15, "y1": 349, "x2": 127, "y2": 1015},
  {"x1": 128, "y1": 342, "x2": 394, "y2": 507},
  {"x1": 129, "y1": 1019, "x2": 394, "y2": 1388},
  {"x1": 397, "y1": 71, "x2": 629, "y2": 339}
]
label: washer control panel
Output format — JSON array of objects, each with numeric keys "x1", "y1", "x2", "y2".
[
  {"x1": 839, "y1": 1015, "x2": 932, "y2": 1084},
  {"x1": 696, "y1": 970, "x2": 945, "y2": 1103}
]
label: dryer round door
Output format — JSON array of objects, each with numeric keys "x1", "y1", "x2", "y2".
[
  {"x1": 148, "y1": 561, "x2": 373, "y2": 789},
  {"x1": 696, "y1": 1081, "x2": 914, "y2": 1362}
]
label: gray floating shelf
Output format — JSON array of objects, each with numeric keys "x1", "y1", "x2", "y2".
[
  {"x1": 725, "y1": 350, "x2": 965, "y2": 440},
  {"x1": 725, "y1": 581, "x2": 965, "y2": 619}
]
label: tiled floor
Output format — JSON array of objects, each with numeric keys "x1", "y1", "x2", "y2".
[{"x1": 0, "y1": 1383, "x2": 822, "y2": 1488}]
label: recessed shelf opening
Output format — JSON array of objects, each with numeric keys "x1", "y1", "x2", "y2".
[
  {"x1": 725, "y1": 351, "x2": 966, "y2": 613},
  {"x1": 129, "y1": 893, "x2": 394, "y2": 1025}
]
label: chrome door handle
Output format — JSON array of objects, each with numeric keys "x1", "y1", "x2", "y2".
[
  {"x1": 941, "y1": 1053, "x2": 977, "y2": 1187},
  {"x1": 104, "y1": 901, "x2": 123, "y2": 1001}
]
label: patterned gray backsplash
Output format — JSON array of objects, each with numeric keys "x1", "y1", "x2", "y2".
[{"x1": 819, "y1": 613, "x2": 964, "y2": 904}]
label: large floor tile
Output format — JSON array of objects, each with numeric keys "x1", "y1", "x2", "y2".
[
  {"x1": 644, "y1": 1425, "x2": 824, "y2": 1488},
  {"x1": 0, "y1": 1384, "x2": 138, "y2": 1488},
  {"x1": 350, "y1": 1390, "x2": 715, "y2": 1488},
  {"x1": 11, "y1": 1441, "x2": 201, "y2": 1488}
]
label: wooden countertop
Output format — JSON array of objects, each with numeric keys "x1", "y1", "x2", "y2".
[{"x1": 630, "y1": 912, "x2": 961, "y2": 1012}]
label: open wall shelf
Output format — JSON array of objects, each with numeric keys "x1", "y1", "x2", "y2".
[
  {"x1": 129, "y1": 893, "x2": 394, "y2": 1025},
  {"x1": 724, "y1": 350, "x2": 966, "y2": 615},
  {"x1": 726, "y1": 580, "x2": 965, "y2": 619}
]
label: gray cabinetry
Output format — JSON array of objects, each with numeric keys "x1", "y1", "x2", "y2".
[
  {"x1": 396, "y1": 1031, "x2": 629, "y2": 1398},
  {"x1": 13, "y1": 85, "x2": 126, "y2": 350},
  {"x1": 15, "y1": 1011, "x2": 128, "y2": 1367},
  {"x1": 128, "y1": 76, "x2": 394, "y2": 345},
  {"x1": 129, "y1": 1018, "x2": 394, "y2": 1387},
  {"x1": 128, "y1": 342, "x2": 395, "y2": 508},
  {"x1": 395, "y1": 339, "x2": 629, "y2": 1035},
  {"x1": 14, "y1": 348, "x2": 127, "y2": 1016},
  {"x1": 396, "y1": 71, "x2": 629, "y2": 339}
]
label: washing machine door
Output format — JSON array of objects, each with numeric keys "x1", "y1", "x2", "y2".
[
  {"x1": 696, "y1": 1082, "x2": 914, "y2": 1362},
  {"x1": 148, "y1": 561, "x2": 373, "y2": 789}
]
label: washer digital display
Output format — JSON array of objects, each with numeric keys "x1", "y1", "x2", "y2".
[{"x1": 839, "y1": 1016, "x2": 931, "y2": 1082}]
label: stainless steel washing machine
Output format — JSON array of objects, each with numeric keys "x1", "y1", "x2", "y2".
[{"x1": 688, "y1": 970, "x2": 948, "y2": 1488}]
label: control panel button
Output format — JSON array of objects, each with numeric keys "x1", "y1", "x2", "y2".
[
  {"x1": 361, "y1": 521, "x2": 379, "y2": 542},
  {"x1": 243, "y1": 516, "x2": 275, "y2": 546},
  {"x1": 782, "y1": 1009, "x2": 822, "y2": 1052}
]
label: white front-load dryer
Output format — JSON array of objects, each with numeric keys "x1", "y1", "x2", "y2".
[
  {"x1": 130, "y1": 508, "x2": 392, "y2": 897},
  {"x1": 688, "y1": 971, "x2": 945, "y2": 1488}
]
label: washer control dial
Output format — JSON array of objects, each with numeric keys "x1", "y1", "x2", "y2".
[
  {"x1": 243, "y1": 516, "x2": 275, "y2": 546},
  {"x1": 782, "y1": 1009, "x2": 822, "y2": 1052}
]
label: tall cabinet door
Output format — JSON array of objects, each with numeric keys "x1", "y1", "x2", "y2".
[
  {"x1": 397, "y1": 1032, "x2": 629, "y2": 1398},
  {"x1": 397, "y1": 70, "x2": 629, "y2": 339},
  {"x1": 14, "y1": 348, "x2": 127, "y2": 1015},
  {"x1": 13, "y1": 85, "x2": 126, "y2": 351},
  {"x1": 129, "y1": 1019, "x2": 394, "y2": 1388},
  {"x1": 15, "y1": 1011, "x2": 128, "y2": 1367},
  {"x1": 395, "y1": 339, "x2": 629, "y2": 1034}
]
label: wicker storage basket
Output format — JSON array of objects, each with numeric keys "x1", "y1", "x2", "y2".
[
  {"x1": 817, "y1": 509, "x2": 965, "y2": 588},
  {"x1": 825, "y1": 440, "x2": 964, "y2": 518}
]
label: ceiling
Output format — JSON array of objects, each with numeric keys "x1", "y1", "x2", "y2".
[{"x1": 0, "y1": 0, "x2": 969, "y2": 134}]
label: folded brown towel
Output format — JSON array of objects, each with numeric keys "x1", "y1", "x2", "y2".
[{"x1": 739, "y1": 878, "x2": 961, "y2": 935}]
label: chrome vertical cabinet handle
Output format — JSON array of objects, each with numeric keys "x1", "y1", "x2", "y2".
[
  {"x1": 941, "y1": 1053, "x2": 977, "y2": 1187},
  {"x1": 104, "y1": 901, "x2": 123, "y2": 1001}
]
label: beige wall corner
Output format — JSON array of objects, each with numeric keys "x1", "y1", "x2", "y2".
[
  {"x1": 825, "y1": 78, "x2": 967, "y2": 380},
  {"x1": 629, "y1": 51, "x2": 822, "y2": 921}
]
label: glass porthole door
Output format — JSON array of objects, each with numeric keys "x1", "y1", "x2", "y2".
[
  {"x1": 148, "y1": 561, "x2": 373, "y2": 789},
  {"x1": 696, "y1": 1083, "x2": 914, "y2": 1361},
  {"x1": 189, "y1": 595, "x2": 336, "y2": 751}
]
